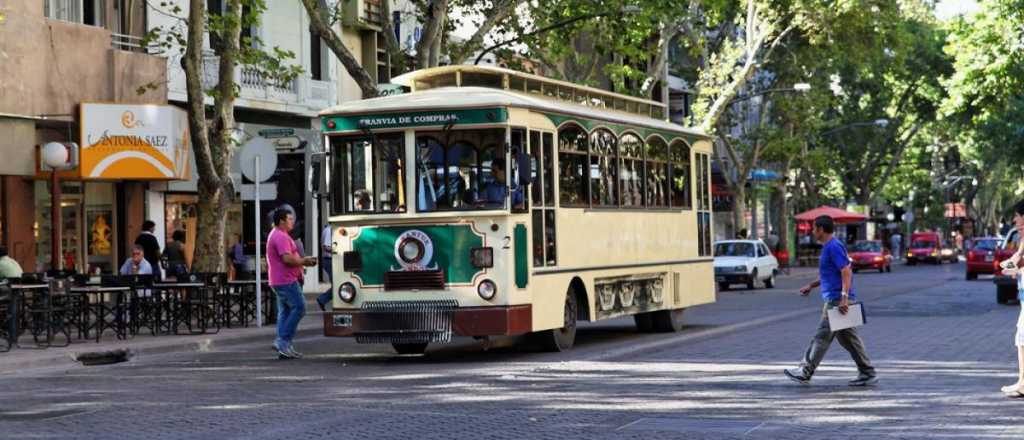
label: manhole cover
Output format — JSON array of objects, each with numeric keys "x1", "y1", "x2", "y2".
[{"x1": 618, "y1": 417, "x2": 761, "y2": 434}]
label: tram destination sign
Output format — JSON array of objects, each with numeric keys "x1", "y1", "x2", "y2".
[{"x1": 323, "y1": 108, "x2": 508, "y2": 132}]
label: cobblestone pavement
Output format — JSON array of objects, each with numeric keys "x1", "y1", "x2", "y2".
[{"x1": 2, "y1": 262, "x2": 1020, "y2": 439}]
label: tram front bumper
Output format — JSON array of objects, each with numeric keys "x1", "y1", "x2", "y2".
[{"x1": 323, "y1": 304, "x2": 533, "y2": 341}]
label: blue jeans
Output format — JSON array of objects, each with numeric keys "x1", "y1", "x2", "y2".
[
  {"x1": 316, "y1": 256, "x2": 333, "y2": 307},
  {"x1": 273, "y1": 282, "x2": 305, "y2": 349}
]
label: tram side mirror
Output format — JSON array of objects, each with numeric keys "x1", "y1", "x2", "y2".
[{"x1": 309, "y1": 154, "x2": 325, "y2": 198}]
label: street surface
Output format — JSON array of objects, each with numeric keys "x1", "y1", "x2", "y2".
[{"x1": 2, "y1": 261, "x2": 1022, "y2": 439}]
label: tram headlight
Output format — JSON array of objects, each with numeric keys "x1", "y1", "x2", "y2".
[
  {"x1": 477, "y1": 279, "x2": 497, "y2": 300},
  {"x1": 470, "y1": 247, "x2": 494, "y2": 268},
  {"x1": 338, "y1": 282, "x2": 357, "y2": 303},
  {"x1": 399, "y1": 238, "x2": 425, "y2": 264}
]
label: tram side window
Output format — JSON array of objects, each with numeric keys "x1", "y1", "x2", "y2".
[
  {"x1": 558, "y1": 125, "x2": 588, "y2": 207},
  {"x1": 645, "y1": 136, "x2": 670, "y2": 208},
  {"x1": 670, "y1": 141, "x2": 692, "y2": 210},
  {"x1": 415, "y1": 129, "x2": 509, "y2": 211},
  {"x1": 543, "y1": 133, "x2": 555, "y2": 207},
  {"x1": 696, "y1": 152, "x2": 712, "y2": 256},
  {"x1": 530, "y1": 130, "x2": 542, "y2": 207},
  {"x1": 590, "y1": 128, "x2": 618, "y2": 207},
  {"x1": 619, "y1": 133, "x2": 644, "y2": 207},
  {"x1": 331, "y1": 134, "x2": 406, "y2": 215}
]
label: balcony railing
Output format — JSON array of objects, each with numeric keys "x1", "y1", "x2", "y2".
[
  {"x1": 169, "y1": 54, "x2": 337, "y2": 115},
  {"x1": 111, "y1": 33, "x2": 148, "y2": 53}
]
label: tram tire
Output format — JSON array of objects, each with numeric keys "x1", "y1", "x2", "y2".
[
  {"x1": 634, "y1": 313, "x2": 655, "y2": 333},
  {"x1": 392, "y1": 342, "x2": 428, "y2": 355},
  {"x1": 538, "y1": 291, "x2": 578, "y2": 352},
  {"x1": 651, "y1": 308, "x2": 685, "y2": 332}
]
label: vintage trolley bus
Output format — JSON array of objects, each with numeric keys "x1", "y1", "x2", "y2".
[{"x1": 320, "y1": 66, "x2": 715, "y2": 354}]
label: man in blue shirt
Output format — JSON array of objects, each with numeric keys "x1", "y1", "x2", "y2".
[
  {"x1": 479, "y1": 158, "x2": 524, "y2": 209},
  {"x1": 785, "y1": 215, "x2": 877, "y2": 386}
]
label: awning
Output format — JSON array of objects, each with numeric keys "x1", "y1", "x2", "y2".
[
  {"x1": 794, "y1": 205, "x2": 868, "y2": 224},
  {"x1": 748, "y1": 169, "x2": 781, "y2": 182}
]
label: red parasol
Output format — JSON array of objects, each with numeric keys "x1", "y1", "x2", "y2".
[{"x1": 794, "y1": 205, "x2": 868, "y2": 224}]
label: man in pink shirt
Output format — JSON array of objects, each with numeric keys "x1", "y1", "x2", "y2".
[{"x1": 267, "y1": 208, "x2": 317, "y2": 359}]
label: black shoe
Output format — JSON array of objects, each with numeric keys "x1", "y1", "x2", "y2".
[
  {"x1": 784, "y1": 368, "x2": 811, "y2": 384},
  {"x1": 316, "y1": 298, "x2": 327, "y2": 312},
  {"x1": 848, "y1": 374, "x2": 878, "y2": 387}
]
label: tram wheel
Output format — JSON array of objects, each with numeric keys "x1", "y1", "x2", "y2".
[
  {"x1": 634, "y1": 312, "x2": 655, "y2": 333},
  {"x1": 392, "y1": 342, "x2": 428, "y2": 355},
  {"x1": 652, "y1": 308, "x2": 685, "y2": 332},
  {"x1": 538, "y1": 291, "x2": 578, "y2": 352}
]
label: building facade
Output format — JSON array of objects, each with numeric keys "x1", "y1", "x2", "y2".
[
  {"x1": 0, "y1": 0, "x2": 389, "y2": 280},
  {"x1": 0, "y1": 0, "x2": 168, "y2": 273}
]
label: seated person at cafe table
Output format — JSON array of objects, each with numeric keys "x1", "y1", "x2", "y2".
[
  {"x1": 0, "y1": 245, "x2": 23, "y2": 279},
  {"x1": 120, "y1": 245, "x2": 154, "y2": 276}
]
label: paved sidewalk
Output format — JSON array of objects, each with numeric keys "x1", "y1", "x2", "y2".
[{"x1": 0, "y1": 310, "x2": 326, "y2": 375}]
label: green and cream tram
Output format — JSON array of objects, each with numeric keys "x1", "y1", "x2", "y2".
[{"x1": 319, "y1": 66, "x2": 715, "y2": 354}]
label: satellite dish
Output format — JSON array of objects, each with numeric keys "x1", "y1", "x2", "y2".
[{"x1": 239, "y1": 136, "x2": 277, "y2": 183}]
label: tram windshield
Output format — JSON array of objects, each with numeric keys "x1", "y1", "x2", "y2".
[{"x1": 415, "y1": 128, "x2": 522, "y2": 212}]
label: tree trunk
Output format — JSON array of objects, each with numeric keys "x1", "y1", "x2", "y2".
[
  {"x1": 415, "y1": 0, "x2": 448, "y2": 68},
  {"x1": 190, "y1": 0, "x2": 242, "y2": 273},
  {"x1": 194, "y1": 181, "x2": 232, "y2": 271},
  {"x1": 732, "y1": 185, "x2": 748, "y2": 238}
]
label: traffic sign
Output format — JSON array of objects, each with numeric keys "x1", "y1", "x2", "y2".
[{"x1": 239, "y1": 136, "x2": 277, "y2": 183}]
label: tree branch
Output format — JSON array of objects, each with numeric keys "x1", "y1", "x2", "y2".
[
  {"x1": 300, "y1": 0, "x2": 378, "y2": 98},
  {"x1": 449, "y1": 0, "x2": 526, "y2": 64}
]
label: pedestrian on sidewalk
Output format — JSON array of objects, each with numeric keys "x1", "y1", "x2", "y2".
[
  {"x1": 229, "y1": 233, "x2": 249, "y2": 279},
  {"x1": 1000, "y1": 200, "x2": 1024, "y2": 397},
  {"x1": 134, "y1": 220, "x2": 162, "y2": 278},
  {"x1": 267, "y1": 208, "x2": 317, "y2": 360},
  {"x1": 890, "y1": 232, "x2": 902, "y2": 261},
  {"x1": 785, "y1": 215, "x2": 878, "y2": 386},
  {"x1": 162, "y1": 230, "x2": 188, "y2": 279}
]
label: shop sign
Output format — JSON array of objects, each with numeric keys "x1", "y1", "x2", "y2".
[
  {"x1": 80, "y1": 103, "x2": 191, "y2": 180},
  {"x1": 258, "y1": 128, "x2": 295, "y2": 139},
  {"x1": 323, "y1": 108, "x2": 508, "y2": 132}
]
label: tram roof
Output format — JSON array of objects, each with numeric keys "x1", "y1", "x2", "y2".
[{"x1": 319, "y1": 66, "x2": 707, "y2": 139}]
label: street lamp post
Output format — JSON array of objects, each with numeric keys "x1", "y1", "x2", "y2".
[
  {"x1": 41, "y1": 142, "x2": 71, "y2": 272},
  {"x1": 473, "y1": 6, "x2": 642, "y2": 65}
]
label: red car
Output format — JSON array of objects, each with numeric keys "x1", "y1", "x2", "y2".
[
  {"x1": 849, "y1": 240, "x2": 892, "y2": 273},
  {"x1": 965, "y1": 237, "x2": 1000, "y2": 280},
  {"x1": 906, "y1": 231, "x2": 941, "y2": 265}
]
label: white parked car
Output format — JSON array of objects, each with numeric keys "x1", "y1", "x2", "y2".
[{"x1": 713, "y1": 239, "x2": 779, "y2": 290}]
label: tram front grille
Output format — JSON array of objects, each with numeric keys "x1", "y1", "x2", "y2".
[
  {"x1": 354, "y1": 300, "x2": 458, "y2": 344},
  {"x1": 382, "y1": 270, "x2": 446, "y2": 291}
]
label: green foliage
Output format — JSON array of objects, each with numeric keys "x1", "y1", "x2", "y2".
[
  {"x1": 497, "y1": 0, "x2": 685, "y2": 93},
  {"x1": 937, "y1": 0, "x2": 1024, "y2": 224}
]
